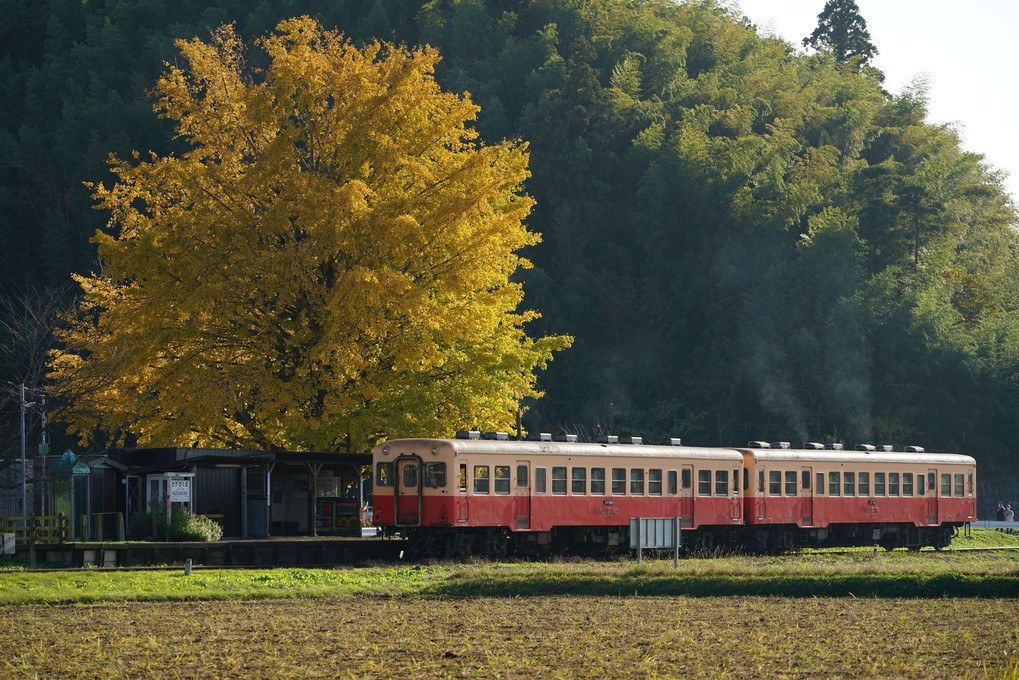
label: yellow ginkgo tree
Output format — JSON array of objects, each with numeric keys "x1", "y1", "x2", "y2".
[{"x1": 49, "y1": 17, "x2": 571, "y2": 452}]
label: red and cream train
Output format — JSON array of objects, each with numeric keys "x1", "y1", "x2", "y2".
[{"x1": 371, "y1": 433, "x2": 976, "y2": 556}]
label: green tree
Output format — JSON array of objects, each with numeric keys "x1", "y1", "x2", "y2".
[
  {"x1": 803, "y1": 0, "x2": 878, "y2": 65},
  {"x1": 49, "y1": 18, "x2": 570, "y2": 452}
]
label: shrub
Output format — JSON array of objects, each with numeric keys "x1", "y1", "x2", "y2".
[
  {"x1": 127, "y1": 511, "x2": 155, "y2": 541},
  {"x1": 168, "y1": 508, "x2": 223, "y2": 542}
]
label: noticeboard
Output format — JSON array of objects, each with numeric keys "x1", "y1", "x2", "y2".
[{"x1": 169, "y1": 477, "x2": 191, "y2": 503}]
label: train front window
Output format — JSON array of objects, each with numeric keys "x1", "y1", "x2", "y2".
[
  {"x1": 954, "y1": 474, "x2": 965, "y2": 496},
  {"x1": 612, "y1": 468, "x2": 626, "y2": 495},
  {"x1": 473, "y1": 466, "x2": 489, "y2": 494},
  {"x1": 843, "y1": 472, "x2": 854, "y2": 497},
  {"x1": 698, "y1": 470, "x2": 711, "y2": 496},
  {"x1": 572, "y1": 467, "x2": 586, "y2": 495},
  {"x1": 858, "y1": 472, "x2": 870, "y2": 496},
  {"x1": 630, "y1": 469, "x2": 645, "y2": 496},
  {"x1": 494, "y1": 466, "x2": 511, "y2": 495},
  {"x1": 403, "y1": 464, "x2": 418, "y2": 489},
  {"x1": 376, "y1": 462, "x2": 394, "y2": 487},
  {"x1": 785, "y1": 471, "x2": 797, "y2": 496},
  {"x1": 535, "y1": 468, "x2": 547, "y2": 494},
  {"x1": 902, "y1": 473, "x2": 913, "y2": 496},
  {"x1": 649, "y1": 469, "x2": 662, "y2": 496},
  {"x1": 591, "y1": 468, "x2": 606, "y2": 495},
  {"x1": 552, "y1": 467, "x2": 567, "y2": 495},
  {"x1": 424, "y1": 462, "x2": 446, "y2": 488},
  {"x1": 888, "y1": 472, "x2": 899, "y2": 496}
]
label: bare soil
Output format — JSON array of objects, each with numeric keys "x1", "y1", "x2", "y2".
[{"x1": 1, "y1": 595, "x2": 1016, "y2": 678}]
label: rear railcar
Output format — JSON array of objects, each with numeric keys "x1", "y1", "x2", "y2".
[
  {"x1": 739, "y1": 444, "x2": 976, "y2": 550},
  {"x1": 372, "y1": 436, "x2": 745, "y2": 556}
]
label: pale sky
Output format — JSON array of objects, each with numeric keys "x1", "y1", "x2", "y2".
[{"x1": 734, "y1": 0, "x2": 1019, "y2": 205}]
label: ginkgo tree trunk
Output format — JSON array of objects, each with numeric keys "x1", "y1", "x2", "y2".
[{"x1": 49, "y1": 17, "x2": 571, "y2": 453}]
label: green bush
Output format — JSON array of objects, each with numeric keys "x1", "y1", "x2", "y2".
[
  {"x1": 169, "y1": 508, "x2": 223, "y2": 542},
  {"x1": 126, "y1": 511, "x2": 155, "y2": 541}
]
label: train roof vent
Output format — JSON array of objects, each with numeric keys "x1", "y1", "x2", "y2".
[
  {"x1": 904, "y1": 445, "x2": 925, "y2": 453},
  {"x1": 527, "y1": 432, "x2": 552, "y2": 442},
  {"x1": 482, "y1": 431, "x2": 509, "y2": 440},
  {"x1": 880, "y1": 444, "x2": 894, "y2": 452},
  {"x1": 553, "y1": 434, "x2": 579, "y2": 443},
  {"x1": 748, "y1": 441, "x2": 770, "y2": 448},
  {"x1": 771, "y1": 441, "x2": 790, "y2": 449},
  {"x1": 456, "y1": 430, "x2": 481, "y2": 440},
  {"x1": 825, "y1": 443, "x2": 844, "y2": 450},
  {"x1": 621, "y1": 436, "x2": 643, "y2": 445},
  {"x1": 665, "y1": 438, "x2": 683, "y2": 446},
  {"x1": 804, "y1": 442, "x2": 825, "y2": 450},
  {"x1": 856, "y1": 444, "x2": 876, "y2": 452},
  {"x1": 596, "y1": 435, "x2": 619, "y2": 444}
]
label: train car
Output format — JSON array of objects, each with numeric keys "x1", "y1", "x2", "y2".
[
  {"x1": 372, "y1": 433, "x2": 745, "y2": 556},
  {"x1": 739, "y1": 442, "x2": 977, "y2": 551}
]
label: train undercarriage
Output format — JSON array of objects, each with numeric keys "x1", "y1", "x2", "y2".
[{"x1": 395, "y1": 521, "x2": 961, "y2": 558}]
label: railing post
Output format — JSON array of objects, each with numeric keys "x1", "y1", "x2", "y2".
[
  {"x1": 59, "y1": 513, "x2": 68, "y2": 542},
  {"x1": 29, "y1": 514, "x2": 37, "y2": 568},
  {"x1": 116, "y1": 513, "x2": 125, "y2": 542},
  {"x1": 79, "y1": 514, "x2": 88, "y2": 541}
]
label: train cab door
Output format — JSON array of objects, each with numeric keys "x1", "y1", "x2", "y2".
[
  {"x1": 926, "y1": 469, "x2": 938, "y2": 523},
  {"x1": 730, "y1": 467, "x2": 742, "y2": 521},
  {"x1": 799, "y1": 467, "x2": 814, "y2": 526},
  {"x1": 756, "y1": 467, "x2": 767, "y2": 520},
  {"x1": 679, "y1": 465, "x2": 694, "y2": 525},
  {"x1": 456, "y1": 463, "x2": 469, "y2": 523},
  {"x1": 514, "y1": 461, "x2": 531, "y2": 529},
  {"x1": 394, "y1": 455, "x2": 423, "y2": 526}
]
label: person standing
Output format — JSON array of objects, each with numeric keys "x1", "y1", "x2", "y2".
[
  {"x1": 1006, "y1": 505, "x2": 1015, "y2": 523},
  {"x1": 998, "y1": 501, "x2": 1007, "y2": 521}
]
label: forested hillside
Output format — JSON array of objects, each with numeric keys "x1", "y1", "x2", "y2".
[{"x1": 2, "y1": 1, "x2": 1017, "y2": 472}]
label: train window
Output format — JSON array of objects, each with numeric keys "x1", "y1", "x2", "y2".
[
  {"x1": 552, "y1": 467, "x2": 567, "y2": 495},
  {"x1": 785, "y1": 471, "x2": 797, "y2": 496},
  {"x1": 734, "y1": 469, "x2": 740, "y2": 494},
  {"x1": 424, "y1": 462, "x2": 447, "y2": 488},
  {"x1": 769, "y1": 471, "x2": 781, "y2": 496},
  {"x1": 494, "y1": 466, "x2": 511, "y2": 495},
  {"x1": 572, "y1": 467, "x2": 586, "y2": 495},
  {"x1": 902, "y1": 473, "x2": 913, "y2": 496},
  {"x1": 460, "y1": 464, "x2": 467, "y2": 492},
  {"x1": 715, "y1": 470, "x2": 728, "y2": 496},
  {"x1": 858, "y1": 472, "x2": 870, "y2": 496},
  {"x1": 517, "y1": 465, "x2": 528, "y2": 488},
  {"x1": 843, "y1": 472, "x2": 855, "y2": 497},
  {"x1": 941, "y1": 474, "x2": 951, "y2": 496},
  {"x1": 403, "y1": 464, "x2": 418, "y2": 489},
  {"x1": 801, "y1": 470, "x2": 810, "y2": 490},
  {"x1": 376, "y1": 462, "x2": 394, "y2": 487},
  {"x1": 954, "y1": 474, "x2": 964, "y2": 497},
  {"x1": 744, "y1": 468, "x2": 750, "y2": 492},
  {"x1": 591, "y1": 468, "x2": 606, "y2": 495},
  {"x1": 888, "y1": 472, "x2": 899, "y2": 497},
  {"x1": 928, "y1": 472, "x2": 936, "y2": 494},
  {"x1": 917, "y1": 473, "x2": 925, "y2": 496},
  {"x1": 535, "y1": 468, "x2": 547, "y2": 494},
  {"x1": 698, "y1": 470, "x2": 711, "y2": 496},
  {"x1": 968, "y1": 473, "x2": 974, "y2": 496},
  {"x1": 759, "y1": 469, "x2": 766, "y2": 494},
  {"x1": 612, "y1": 468, "x2": 626, "y2": 495},
  {"x1": 631, "y1": 469, "x2": 645, "y2": 496},
  {"x1": 473, "y1": 466, "x2": 489, "y2": 494},
  {"x1": 828, "y1": 472, "x2": 840, "y2": 496},
  {"x1": 682, "y1": 468, "x2": 692, "y2": 490},
  {"x1": 649, "y1": 469, "x2": 663, "y2": 496},
  {"x1": 874, "y1": 472, "x2": 885, "y2": 496},
  {"x1": 816, "y1": 472, "x2": 824, "y2": 496},
  {"x1": 668, "y1": 470, "x2": 678, "y2": 495}
]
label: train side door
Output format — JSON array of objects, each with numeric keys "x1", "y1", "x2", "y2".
[
  {"x1": 394, "y1": 455, "x2": 423, "y2": 526},
  {"x1": 926, "y1": 469, "x2": 938, "y2": 523},
  {"x1": 456, "y1": 463, "x2": 469, "y2": 522},
  {"x1": 800, "y1": 466, "x2": 813, "y2": 526},
  {"x1": 514, "y1": 461, "x2": 531, "y2": 529},
  {"x1": 680, "y1": 465, "x2": 694, "y2": 525},
  {"x1": 730, "y1": 467, "x2": 742, "y2": 521}
]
